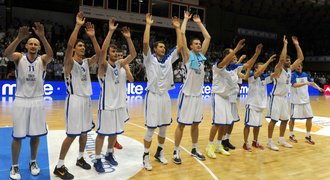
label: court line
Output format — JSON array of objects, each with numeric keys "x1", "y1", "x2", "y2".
[{"x1": 127, "y1": 122, "x2": 219, "y2": 180}]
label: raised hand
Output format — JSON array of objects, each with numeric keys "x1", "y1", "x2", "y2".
[
  {"x1": 109, "y1": 18, "x2": 118, "y2": 32},
  {"x1": 17, "y1": 26, "x2": 30, "y2": 40},
  {"x1": 283, "y1": 35, "x2": 288, "y2": 45},
  {"x1": 184, "y1": 10, "x2": 192, "y2": 19},
  {"x1": 292, "y1": 36, "x2": 299, "y2": 46},
  {"x1": 192, "y1": 14, "x2": 201, "y2": 23},
  {"x1": 76, "y1": 11, "x2": 85, "y2": 26},
  {"x1": 268, "y1": 54, "x2": 277, "y2": 62},
  {"x1": 255, "y1": 43, "x2": 263, "y2": 54},
  {"x1": 172, "y1": 16, "x2": 180, "y2": 28},
  {"x1": 234, "y1": 39, "x2": 246, "y2": 52},
  {"x1": 146, "y1": 13, "x2": 153, "y2": 25},
  {"x1": 85, "y1": 22, "x2": 95, "y2": 38},
  {"x1": 121, "y1": 26, "x2": 131, "y2": 39},
  {"x1": 32, "y1": 22, "x2": 45, "y2": 38}
]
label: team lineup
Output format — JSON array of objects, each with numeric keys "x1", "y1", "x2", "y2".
[{"x1": 4, "y1": 11, "x2": 325, "y2": 180}]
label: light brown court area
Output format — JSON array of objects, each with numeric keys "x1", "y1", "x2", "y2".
[{"x1": 1, "y1": 96, "x2": 330, "y2": 179}]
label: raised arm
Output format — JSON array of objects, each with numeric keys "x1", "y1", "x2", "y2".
[
  {"x1": 217, "y1": 39, "x2": 245, "y2": 68},
  {"x1": 123, "y1": 64, "x2": 134, "y2": 82},
  {"x1": 192, "y1": 14, "x2": 211, "y2": 55},
  {"x1": 119, "y1": 26, "x2": 137, "y2": 66},
  {"x1": 272, "y1": 35, "x2": 287, "y2": 78},
  {"x1": 4, "y1": 26, "x2": 30, "y2": 63},
  {"x1": 254, "y1": 54, "x2": 276, "y2": 78},
  {"x1": 290, "y1": 36, "x2": 304, "y2": 71},
  {"x1": 85, "y1": 22, "x2": 100, "y2": 65},
  {"x1": 64, "y1": 11, "x2": 85, "y2": 75},
  {"x1": 243, "y1": 43, "x2": 262, "y2": 70},
  {"x1": 172, "y1": 16, "x2": 182, "y2": 54},
  {"x1": 33, "y1": 22, "x2": 53, "y2": 66},
  {"x1": 181, "y1": 11, "x2": 192, "y2": 64},
  {"x1": 143, "y1": 13, "x2": 153, "y2": 56},
  {"x1": 100, "y1": 18, "x2": 118, "y2": 66},
  {"x1": 236, "y1": 54, "x2": 246, "y2": 64}
]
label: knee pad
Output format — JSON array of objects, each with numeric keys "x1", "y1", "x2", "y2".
[
  {"x1": 144, "y1": 128, "x2": 155, "y2": 142},
  {"x1": 158, "y1": 126, "x2": 167, "y2": 138}
]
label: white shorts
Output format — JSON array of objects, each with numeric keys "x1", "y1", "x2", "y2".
[
  {"x1": 231, "y1": 102, "x2": 240, "y2": 123},
  {"x1": 144, "y1": 91, "x2": 172, "y2": 128},
  {"x1": 177, "y1": 91, "x2": 203, "y2": 125},
  {"x1": 290, "y1": 103, "x2": 313, "y2": 119},
  {"x1": 211, "y1": 93, "x2": 233, "y2": 125},
  {"x1": 96, "y1": 107, "x2": 128, "y2": 136},
  {"x1": 65, "y1": 95, "x2": 94, "y2": 136},
  {"x1": 12, "y1": 97, "x2": 47, "y2": 139},
  {"x1": 266, "y1": 95, "x2": 290, "y2": 121},
  {"x1": 244, "y1": 105, "x2": 265, "y2": 127}
]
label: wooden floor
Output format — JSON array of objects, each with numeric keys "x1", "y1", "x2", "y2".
[{"x1": 1, "y1": 96, "x2": 330, "y2": 179}]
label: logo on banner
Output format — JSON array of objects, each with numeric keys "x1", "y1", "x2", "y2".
[{"x1": 324, "y1": 85, "x2": 330, "y2": 96}]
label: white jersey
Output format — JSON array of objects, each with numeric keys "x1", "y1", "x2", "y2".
[
  {"x1": 120, "y1": 67, "x2": 127, "y2": 101},
  {"x1": 270, "y1": 68, "x2": 291, "y2": 97},
  {"x1": 98, "y1": 62, "x2": 126, "y2": 110},
  {"x1": 65, "y1": 59, "x2": 92, "y2": 96},
  {"x1": 181, "y1": 51, "x2": 205, "y2": 96},
  {"x1": 226, "y1": 63, "x2": 243, "y2": 96},
  {"x1": 15, "y1": 54, "x2": 45, "y2": 98},
  {"x1": 290, "y1": 71, "x2": 311, "y2": 104},
  {"x1": 211, "y1": 65, "x2": 238, "y2": 97},
  {"x1": 143, "y1": 47, "x2": 179, "y2": 95},
  {"x1": 246, "y1": 73, "x2": 272, "y2": 109}
]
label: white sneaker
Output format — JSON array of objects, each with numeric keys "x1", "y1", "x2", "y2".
[
  {"x1": 29, "y1": 161, "x2": 40, "y2": 176},
  {"x1": 278, "y1": 140, "x2": 293, "y2": 148},
  {"x1": 215, "y1": 144, "x2": 230, "y2": 156},
  {"x1": 267, "y1": 142, "x2": 279, "y2": 151},
  {"x1": 143, "y1": 154, "x2": 152, "y2": 171},
  {"x1": 10, "y1": 166, "x2": 21, "y2": 180}
]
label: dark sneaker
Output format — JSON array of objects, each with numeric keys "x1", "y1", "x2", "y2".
[
  {"x1": 289, "y1": 135, "x2": 298, "y2": 143},
  {"x1": 105, "y1": 152, "x2": 118, "y2": 166},
  {"x1": 305, "y1": 136, "x2": 315, "y2": 145},
  {"x1": 191, "y1": 148, "x2": 206, "y2": 161},
  {"x1": 53, "y1": 165, "x2": 74, "y2": 179},
  {"x1": 29, "y1": 161, "x2": 40, "y2": 176},
  {"x1": 154, "y1": 146, "x2": 168, "y2": 164},
  {"x1": 173, "y1": 150, "x2": 182, "y2": 164},
  {"x1": 93, "y1": 159, "x2": 105, "y2": 173},
  {"x1": 221, "y1": 140, "x2": 230, "y2": 151},
  {"x1": 252, "y1": 140, "x2": 264, "y2": 150},
  {"x1": 10, "y1": 166, "x2": 21, "y2": 180},
  {"x1": 222, "y1": 139, "x2": 236, "y2": 150},
  {"x1": 76, "y1": 157, "x2": 91, "y2": 170}
]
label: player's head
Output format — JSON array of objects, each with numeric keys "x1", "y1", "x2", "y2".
[
  {"x1": 254, "y1": 62, "x2": 264, "y2": 71},
  {"x1": 25, "y1": 38, "x2": 41, "y2": 55},
  {"x1": 295, "y1": 63, "x2": 303, "y2": 73},
  {"x1": 222, "y1": 48, "x2": 237, "y2": 63},
  {"x1": 189, "y1": 38, "x2": 202, "y2": 53},
  {"x1": 116, "y1": 49, "x2": 124, "y2": 60},
  {"x1": 284, "y1": 55, "x2": 291, "y2": 68},
  {"x1": 153, "y1": 41, "x2": 166, "y2": 57},
  {"x1": 73, "y1": 39, "x2": 86, "y2": 57},
  {"x1": 108, "y1": 44, "x2": 118, "y2": 62}
]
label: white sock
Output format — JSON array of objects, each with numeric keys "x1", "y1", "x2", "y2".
[
  {"x1": 227, "y1": 134, "x2": 231, "y2": 140},
  {"x1": 158, "y1": 143, "x2": 164, "y2": 148},
  {"x1": 57, "y1": 160, "x2": 64, "y2": 168},
  {"x1": 95, "y1": 155, "x2": 101, "y2": 159},
  {"x1": 30, "y1": 159, "x2": 36, "y2": 163},
  {"x1": 268, "y1": 138, "x2": 273, "y2": 144},
  {"x1": 279, "y1": 136, "x2": 285, "y2": 142},
  {"x1": 12, "y1": 164, "x2": 18, "y2": 168},
  {"x1": 144, "y1": 148, "x2": 149, "y2": 153},
  {"x1": 307, "y1": 132, "x2": 311, "y2": 137},
  {"x1": 192, "y1": 143, "x2": 198, "y2": 149},
  {"x1": 290, "y1": 131, "x2": 294, "y2": 136},
  {"x1": 208, "y1": 141, "x2": 214, "y2": 146},
  {"x1": 78, "y1": 152, "x2": 84, "y2": 159},
  {"x1": 107, "y1": 148, "x2": 113, "y2": 155},
  {"x1": 216, "y1": 140, "x2": 222, "y2": 147},
  {"x1": 175, "y1": 146, "x2": 180, "y2": 152}
]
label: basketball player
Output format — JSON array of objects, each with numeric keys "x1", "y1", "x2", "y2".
[
  {"x1": 221, "y1": 44, "x2": 262, "y2": 151},
  {"x1": 93, "y1": 19, "x2": 136, "y2": 172},
  {"x1": 242, "y1": 55, "x2": 276, "y2": 152},
  {"x1": 142, "y1": 13, "x2": 182, "y2": 171},
  {"x1": 54, "y1": 12, "x2": 100, "y2": 179},
  {"x1": 289, "y1": 63, "x2": 324, "y2": 144},
  {"x1": 109, "y1": 49, "x2": 134, "y2": 151},
  {"x1": 173, "y1": 11, "x2": 210, "y2": 164},
  {"x1": 267, "y1": 35, "x2": 304, "y2": 151},
  {"x1": 4, "y1": 22, "x2": 53, "y2": 180},
  {"x1": 205, "y1": 39, "x2": 246, "y2": 159}
]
